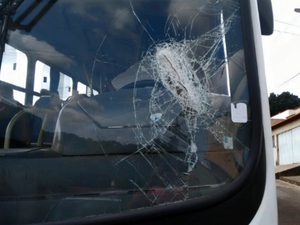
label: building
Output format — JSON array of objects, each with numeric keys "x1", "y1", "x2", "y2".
[{"x1": 271, "y1": 107, "x2": 300, "y2": 165}]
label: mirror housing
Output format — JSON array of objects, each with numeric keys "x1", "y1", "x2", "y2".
[{"x1": 257, "y1": 0, "x2": 274, "y2": 35}]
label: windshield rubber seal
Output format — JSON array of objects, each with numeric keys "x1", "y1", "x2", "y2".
[{"x1": 3, "y1": 0, "x2": 266, "y2": 224}]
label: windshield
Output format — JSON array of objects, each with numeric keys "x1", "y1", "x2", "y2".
[{"x1": 0, "y1": 0, "x2": 251, "y2": 224}]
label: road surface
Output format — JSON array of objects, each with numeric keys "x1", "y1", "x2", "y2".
[{"x1": 277, "y1": 180, "x2": 300, "y2": 225}]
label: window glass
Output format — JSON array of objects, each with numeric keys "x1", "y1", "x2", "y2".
[
  {"x1": 12, "y1": 90, "x2": 25, "y2": 105},
  {"x1": 93, "y1": 89, "x2": 99, "y2": 95},
  {"x1": 34, "y1": 61, "x2": 50, "y2": 93},
  {"x1": 77, "y1": 82, "x2": 97, "y2": 97},
  {"x1": 58, "y1": 73, "x2": 73, "y2": 100},
  {"x1": 77, "y1": 82, "x2": 87, "y2": 95},
  {"x1": 0, "y1": 44, "x2": 27, "y2": 88},
  {"x1": 0, "y1": 0, "x2": 251, "y2": 224},
  {"x1": 32, "y1": 95, "x2": 40, "y2": 105},
  {"x1": 86, "y1": 87, "x2": 99, "y2": 97}
]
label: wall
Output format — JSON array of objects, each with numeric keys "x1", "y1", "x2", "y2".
[{"x1": 272, "y1": 118, "x2": 300, "y2": 165}]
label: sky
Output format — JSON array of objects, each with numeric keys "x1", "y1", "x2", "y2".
[
  {"x1": 1, "y1": 0, "x2": 299, "y2": 102},
  {"x1": 262, "y1": 0, "x2": 300, "y2": 97}
]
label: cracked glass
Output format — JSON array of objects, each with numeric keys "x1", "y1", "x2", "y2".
[{"x1": 0, "y1": 0, "x2": 251, "y2": 224}]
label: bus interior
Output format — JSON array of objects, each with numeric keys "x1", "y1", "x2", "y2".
[{"x1": 0, "y1": 0, "x2": 261, "y2": 224}]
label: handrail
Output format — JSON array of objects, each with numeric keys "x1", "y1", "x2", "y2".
[
  {"x1": 37, "y1": 114, "x2": 48, "y2": 147},
  {"x1": 4, "y1": 110, "x2": 26, "y2": 149},
  {"x1": 4, "y1": 108, "x2": 55, "y2": 148}
]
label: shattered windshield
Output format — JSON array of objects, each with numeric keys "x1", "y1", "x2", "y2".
[{"x1": 0, "y1": 0, "x2": 251, "y2": 224}]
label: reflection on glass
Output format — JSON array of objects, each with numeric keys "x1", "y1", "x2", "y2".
[
  {"x1": 0, "y1": 0, "x2": 251, "y2": 224},
  {"x1": 58, "y1": 73, "x2": 73, "y2": 100},
  {"x1": 0, "y1": 44, "x2": 28, "y2": 88},
  {"x1": 34, "y1": 61, "x2": 51, "y2": 93},
  {"x1": 12, "y1": 90, "x2": 25, "y2": 105}
]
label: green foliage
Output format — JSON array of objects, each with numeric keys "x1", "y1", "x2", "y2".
[{"x1": 269, "y1": 92, "x2": 300, "y2": 116}]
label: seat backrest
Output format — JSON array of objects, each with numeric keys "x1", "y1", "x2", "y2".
[
  {"x1": 34, "y1": 89, "x2": 62, "y2": 110},
  {"x1": 31, "y1": 90, "x2": 62, "y2": 146}
]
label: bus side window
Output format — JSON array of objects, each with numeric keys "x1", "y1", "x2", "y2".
[
  {"x1": 58, "y1": 73, "x2": 73, "y2": 100},
  {"x1": 77, "y1": 82, "x2": 98, "y2": 97},
  {"x1": 0, "y1": 44, "x2": 28, "y2": 105},
  {"x1": 33, "y1": 61, "x2": 51, "y2": 105},
  {"x1": 77, "y1": 82, "x2": 88, "y2": 96}
]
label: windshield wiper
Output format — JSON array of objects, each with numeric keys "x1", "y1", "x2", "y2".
[
  {"x1": 0, "y1": 0, "x2": 23, "y2": 16},
  {"x1": 0, "y1": 0, "x2": 24, "y2": 69},
  {"x1": 7, "y1": 0, "x2": 57, "y2": 32}
]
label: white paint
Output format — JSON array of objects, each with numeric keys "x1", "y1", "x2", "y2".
[
  {"x1": 249, "y1": 0, "x2": 278, "y2": 224},
  {"x1": 231, "y1": 103, "x2": 247, "y2": 123}
]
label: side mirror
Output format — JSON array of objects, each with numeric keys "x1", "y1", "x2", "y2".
[{"x1": 257, "y1": 0, "x2": 274, "y2": 35}]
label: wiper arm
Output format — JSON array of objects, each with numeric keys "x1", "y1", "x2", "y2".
[
  {"x1": 0, "y1": 0, "x2": 57, "y2": 32},
  {"x1": 0, "y1": 0, "x2": 24, "y2": 16},
  {"x1": 0, "y1": 0, "x2": 10, "y2": 12},
  {"x1": 0, "y1": 0, "x2": 24, "y2": 69}
]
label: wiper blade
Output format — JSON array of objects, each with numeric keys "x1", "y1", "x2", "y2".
[
  {"x1": 0, "y1": 0, "x2": 57, "y2": 32},
  {"x1": 0, "y1": 0, "x2": 10, "y2": 12}
]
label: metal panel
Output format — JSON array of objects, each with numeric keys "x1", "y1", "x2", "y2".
[
  {"x1": 273, "y1": 148, "x2": 276, "y2": 166},
  {"x1": 278, "y1": 130, "x2": 293, "y2": 165},
  {"x1": 272, "y1": 136, "x2": 276, "y2": 166},
  {"x1": 292, "y1": 126, "x2": 300, "y2": 163}
]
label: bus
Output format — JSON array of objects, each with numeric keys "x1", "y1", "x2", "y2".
[{"x1": 0, "y1": 0, "x2": 277, "y2": 224}]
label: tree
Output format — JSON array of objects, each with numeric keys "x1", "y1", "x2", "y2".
[{"x1": 269, "y1": 92, "x2": 300, "y2": 116}]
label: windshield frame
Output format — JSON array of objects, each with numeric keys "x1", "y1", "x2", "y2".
[{"x1": 0, "y1": 0, "x2": 266, "y2": 224}]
